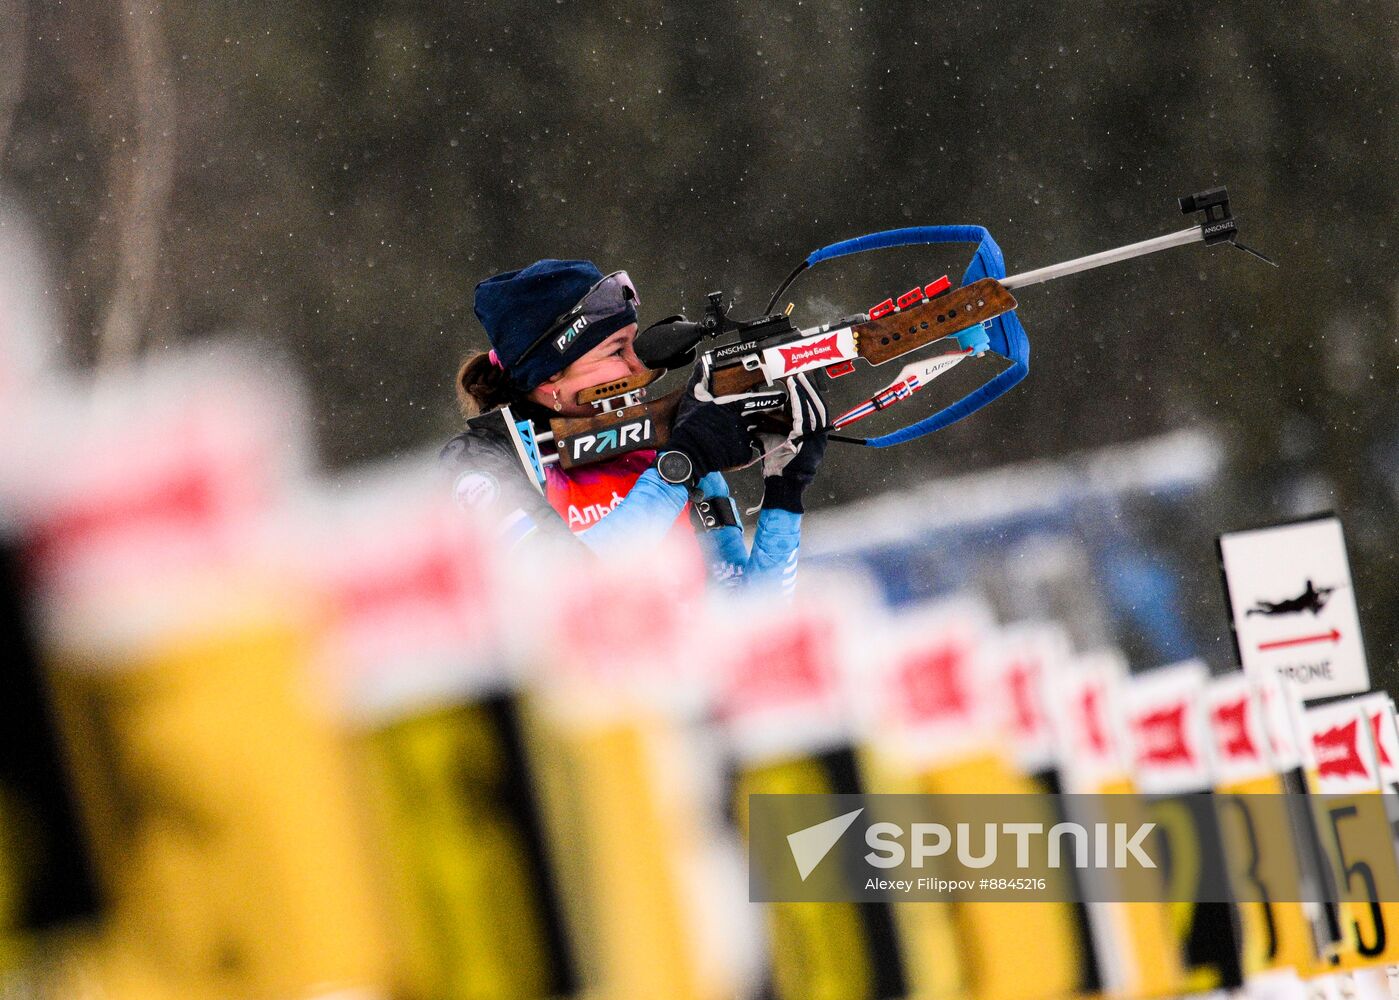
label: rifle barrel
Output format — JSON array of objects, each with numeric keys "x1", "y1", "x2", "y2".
[{"x1": 1001, "y1": 225, "x2": 1203, "y2": 290}]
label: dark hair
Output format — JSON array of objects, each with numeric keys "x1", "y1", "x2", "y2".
[{"x1": 456, "y1": 352, "x2": 523, "y2": 418}]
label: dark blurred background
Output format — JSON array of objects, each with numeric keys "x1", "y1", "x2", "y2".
[{"x1": 1, "y1": 1, "x2": 1395, "y2": 668}]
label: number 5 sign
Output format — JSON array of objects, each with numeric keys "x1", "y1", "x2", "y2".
[{"x1": 1302, "y1": 701, "x2": 1399, "y2": 970}]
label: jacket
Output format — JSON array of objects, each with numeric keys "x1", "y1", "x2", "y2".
[{"x1": 438, "y1": 418, "x2": 803, "y2": 594}]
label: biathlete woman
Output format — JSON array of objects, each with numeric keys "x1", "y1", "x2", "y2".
[{"x1": 440, "y1": 258, "x2": 828, "y2": 591}]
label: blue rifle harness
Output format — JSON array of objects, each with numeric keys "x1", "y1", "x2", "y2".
[{"x1": 800, "y1": 225, "x2": 1030, "y2": 446}]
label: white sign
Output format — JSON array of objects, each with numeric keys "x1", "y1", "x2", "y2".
[
  {"x1": 1219, "y1": 516, "x2": 1367, "y2": 701},
  {"x1": 1122, "y1": 660, "x2": 1213, "y2": 795},
  {"x1": 1205, "y1": 673, "x2": 1272, "y2": 785},
  {"x1": 1352, "y1": 693, "x2": 1399, "y2": 791},
  {"x1": 1303, "y1": 700, "x2": 1381, "y2": 793}
]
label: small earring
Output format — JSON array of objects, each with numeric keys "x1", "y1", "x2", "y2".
[{"x1": 552, "y1": 389, "x2": 563, "y2": 412}]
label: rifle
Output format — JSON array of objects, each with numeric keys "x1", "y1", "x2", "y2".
[{"x1": 494, "y1": 187, "x2": 1272, "y2": 480}]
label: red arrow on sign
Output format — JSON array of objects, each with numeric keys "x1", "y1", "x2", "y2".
[{"x1": 1259, "y1": 629, "x2": 1341, "y2": 652}]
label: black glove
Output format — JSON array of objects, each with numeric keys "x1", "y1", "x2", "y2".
[
  {"x1": 758, "y1": 372, "x2": 829, "y2": 513},
  {"x1": 665, "y1": 364, "x2": 759, "y2": 479}
]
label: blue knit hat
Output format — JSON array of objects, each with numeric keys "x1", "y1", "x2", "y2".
[{"x1": 473, "y1": 259, "x2": 638, "y2": 391}]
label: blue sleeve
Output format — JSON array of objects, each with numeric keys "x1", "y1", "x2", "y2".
[
  {"x1": 575, "y1": 468, "x2": 688, "y2": 553},
  {"x1": 743, "y1": 508, "x2": 802, "y2": 596},
  {"x1": 689, "y1": 473, "x2": 804, "y2": 594},
  {"x1": 694, "y1": 472, "x2": 748, "y2": 587},
  {"x1": 574, "y1": 468, "x2": 802, "y2": 597}
]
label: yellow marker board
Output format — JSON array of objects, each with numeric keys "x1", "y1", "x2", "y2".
[
  {"x1": 528, "y1": 702, "x2": 730, "y2": 1000},
  {"x1": 859, "y1": 752, "x2": 968, "y2": 1000},
  {"x1": 357, "y1": 694, "x2": 576, "y2": 1000},
  {"x1": 47, "y1": 586, "x2": 391, "y2": 1000},
  {"x1": 1044, "y1": 654, "x2": 1183, "y2": 1000},
  {"x1": 1122, "y1": 662, "x2": 1244, "y2": 995},
  {"x1": 735, "y1": 749, "x2": 909, "y2": 1000},
  {"x1": 1207, "y1": 675, "x2": 1323, "y2": 979},
  {"x1": 914, "y1": 753, "x2": 1089, "y2": 1000},
  {"x1": 1303, "y1": 701, "x2": 1399, "y2": 972},
  {"x1": 866, "y1": 606, "x2": 1090, "y2": 1000}
]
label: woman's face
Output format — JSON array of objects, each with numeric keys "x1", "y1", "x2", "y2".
[{"x1": 528, "y1": 323, "x2": 646, "y2": 417}]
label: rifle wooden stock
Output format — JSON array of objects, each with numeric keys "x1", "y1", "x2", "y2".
[
  {"x1": 856, "y1": 278, "x2": 1016, "y2": 365},
  {"x1": 550, "y1": 389, "x2": 684, "y2": 470},
  {"x1": 574, "y1": 368, "x2": 663, "y2": 405},
  {"x1": 710, "y1": 364, "x2": 768, "y2": 397}
]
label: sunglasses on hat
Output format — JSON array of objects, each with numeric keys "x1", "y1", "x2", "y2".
[{"x1": 515, "y1": 271, "x2": 640, "y2": 367}]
